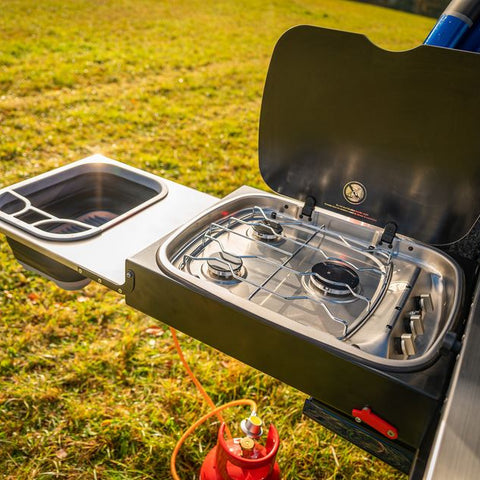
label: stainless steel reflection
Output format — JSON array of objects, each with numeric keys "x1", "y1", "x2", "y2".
[{"x1": 157, "y1": 188, "x2": 463, "y2": 371}]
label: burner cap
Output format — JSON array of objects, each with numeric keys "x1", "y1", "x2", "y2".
[
  {"x1": 251, "y1": 219, "x2": 283, "y2": 242},
  {"x1": 207, "y1": 251, "x2": 243, "y2": 280},
  {"x1": 310, "y1": 261, "x2": 360, "y2": 296}
]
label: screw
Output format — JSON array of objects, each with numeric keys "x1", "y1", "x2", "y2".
[
  {"x1": 387, "y1": 430, "x2": 396, "y2": 438},
  {"x1": 126, "y1": 271, "x2": 133, "y2": 279},
  {"x1": 78, "y1": 268, "x2": 83, "y2": 274},
  {"x1": 354, "y1": 417, "x2": 362, "y2": 423},
  {"x1": 117, "y1": 288, "x2": 123, "y2": 294},
  {"x1": 98, "y1": 278, "x2": 102, "y2": 284}
]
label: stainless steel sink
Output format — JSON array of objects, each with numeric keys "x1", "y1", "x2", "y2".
[
  {"x1": 0, "y1": 157, "x2": 167, "y2": 241},
  {"x1": 0, "y1": 154, "x2": 215, "y2": 291}
]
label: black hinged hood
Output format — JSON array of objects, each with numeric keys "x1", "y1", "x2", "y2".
[{"x1": 259, "y1": 25, "x2": 480, "y2": 245}]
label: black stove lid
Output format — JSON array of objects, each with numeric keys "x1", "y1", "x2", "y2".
[{"x1": 259, "y1": 25, "x2": 480, "y2": 245}]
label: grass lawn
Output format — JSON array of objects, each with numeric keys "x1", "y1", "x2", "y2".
[{"x1": 0, "y1": 1, "x2": 435, "y2": 478}]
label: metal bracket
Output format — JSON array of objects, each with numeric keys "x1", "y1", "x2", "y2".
[
  {"x1": 300, "y1": 196, "x2": 316, "y2": 220},
  {"x1": 380, "y1": 222, "x2": 398, "y2": 247},
  {"x1": 124, "y1": 269, "x2": 135, "y2": 293},
  {"x1": 74, "y1": 267, "x2": 135, "y2": 294}
]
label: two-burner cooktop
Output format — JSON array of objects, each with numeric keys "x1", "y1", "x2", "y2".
[{"x1": 156, "y1": 189, "x2": 463, "y2": 372}]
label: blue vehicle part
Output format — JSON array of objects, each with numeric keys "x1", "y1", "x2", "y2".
[
  {"x1": 424, "y1": 14, "x2": 470, "y2": 47},
  {"x1": 458, "y1": 19, "x2": 480, "y2": 51},
  {"x1": 424, "y1": 0, "x2": 480, "y2": 48}
]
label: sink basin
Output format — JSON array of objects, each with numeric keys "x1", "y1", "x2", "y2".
[{"x1": 0, "y1": 157, "x2": 167, "y2": 241}]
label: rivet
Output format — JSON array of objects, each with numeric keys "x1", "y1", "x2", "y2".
[
  {"x1": 78, "y1": 268, "x2": 83, "y2": 274},
  {"x1": 117, "y1": 288, "x2": 123, "y2": 294},
  {"x1": 98, "y1": 278, "x2": 102, "y2": 284}
]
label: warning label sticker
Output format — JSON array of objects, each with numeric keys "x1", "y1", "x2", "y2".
[{"x1": 324, "y1": 202, "x2": 378, "y2": 224}]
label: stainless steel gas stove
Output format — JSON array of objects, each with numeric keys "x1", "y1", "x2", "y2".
[
  {"x1": 129, "y1": 25, "x2": 480, "y2": 476},
  {"x1": 2, "y1": 25, "x2": 480, "y2": 479},
  {"x1": 157, "y1": 191, "x2": 462, "y2": 371}
]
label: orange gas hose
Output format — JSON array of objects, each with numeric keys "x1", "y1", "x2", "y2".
[
  {"x1": 169, "y1": 327, "x2": 258, "y2": 480},
  {"x1": 169, "y1": 327, "x2": 227, "y2": 428}
]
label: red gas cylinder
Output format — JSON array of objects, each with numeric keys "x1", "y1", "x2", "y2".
[{"x1": 200, "y1": 423, "x2": 281, "y2": 480}]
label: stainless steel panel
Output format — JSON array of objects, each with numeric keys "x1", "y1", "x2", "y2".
[{"x1": 423, "y1": 280, "x2": 480, "y2": 479}]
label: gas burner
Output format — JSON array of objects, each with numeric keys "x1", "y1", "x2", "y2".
[
  {"x1": 204, "y1": 251, "x2": 244, "y2": 283},
  {"x1": 310, "y1": 260, "x2": 360, "y2": 297},
  {"x1": 251, "y1": 219, "x2": 283, "y2": 242}
]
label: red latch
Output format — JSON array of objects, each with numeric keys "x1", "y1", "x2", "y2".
[{"x1": 351, "y1": 407, "x2": 398, "y2": 440}]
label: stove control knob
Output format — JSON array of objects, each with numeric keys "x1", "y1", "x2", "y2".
[
  {"x1": 417, "y1": 294, "x2": 433, "y2": 315},
  {"x1": 409, "y1": 312, "x2": 425, "y2": 336},
  {"x1": 400, "y1": 333, "x2": 416, "y2": 356}
]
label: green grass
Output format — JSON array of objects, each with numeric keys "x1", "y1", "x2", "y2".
[{"x1": 0, "y1": 1, "x2": 434, "y2": 478}]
